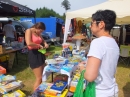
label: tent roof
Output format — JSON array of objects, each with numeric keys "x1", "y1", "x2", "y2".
[
  {"x1": 0, "y1": 0, "x2": 35, "y2": 17},
  {"x1": 66, "y1": 0, "x2": 130, "y2": 24}
]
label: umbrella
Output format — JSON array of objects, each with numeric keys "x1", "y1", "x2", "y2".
[{"x1": 0, "y1": 0, "x2": 35, "y2": 17}]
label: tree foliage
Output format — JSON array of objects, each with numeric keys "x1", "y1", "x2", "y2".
[
  {"x1": 61, "y1": 0, "x2": 71, "y2": 11},
  {"x1": 35, "y1": 7, "x2": 65, "y2": 21}
]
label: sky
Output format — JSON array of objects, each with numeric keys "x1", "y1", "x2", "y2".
[{"x1": 11, "y1": 0, "x2": 107, "y2": 15}]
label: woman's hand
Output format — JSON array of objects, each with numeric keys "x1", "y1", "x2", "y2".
[
  {"x1": 78, "y1": 62, "x2": 86, "y2": 72},
  {"x1": 44, "y1": 43, "x2": 49, "y2": 49},
  {"x1": 39, "y1": 45, "x2": 44, "y2": 49}
]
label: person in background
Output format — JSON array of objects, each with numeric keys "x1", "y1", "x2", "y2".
[
  {"x1": 82, "y1": 20, "x2": 87, "y2": 36},
  {"x1": 0, "y1": 22, "x2": 4, "y2": 43},
  {"x1": 3, "y1": 20, "x2": 17, "y2": 43},
  {"x1": 78, "y1": 10, "x2": 119, "y2": 97},
  {"x1": 25, "y1": 22, "x2": 49, "y2": 91},
  {"x1": 60, "y1": 25, "x2": 65, "y2": 44}
]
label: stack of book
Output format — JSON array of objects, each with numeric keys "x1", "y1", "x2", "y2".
[
  {"x1": 49, "y1": 81, "x2": 67, "y2": 93},
  {"x1": 3, "y1": 90, "x2": 26, "y2": 97},
  {"x1": 35, "y1": 81, "x2": 68, "y2": 97},
  {"x1": 0, "y1": 73, "x2": 25, "y2": 96}
]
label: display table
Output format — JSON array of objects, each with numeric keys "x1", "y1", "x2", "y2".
[
  {"x1": 0, "y1": 46, "x2": 27, "y2": 69},
  {"x1": 42, "y1": 64, "x2": 77, "y2": 85},
  {"x1": 36, "y1": 46, "x2": 87, "y2": 97}
]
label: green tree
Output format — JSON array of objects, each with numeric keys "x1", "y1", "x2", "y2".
[
  {"x1": 61, "y1": 0, "x2": 71, "y2": 12},
  {"x1": 35, "y1": 7, "x2": 65, "y2": 20}
]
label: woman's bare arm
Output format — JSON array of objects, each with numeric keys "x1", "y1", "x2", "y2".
[
  {"x1": 25, "y1": 29, "x2": 40, "y2": 47},
  {"x1": 84, "y1": 56, "x2": 101, "y2": 82}
]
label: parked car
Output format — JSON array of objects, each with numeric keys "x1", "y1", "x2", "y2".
[{"x1": 0, "y1": 18, "x2": 52, "y2": 44}]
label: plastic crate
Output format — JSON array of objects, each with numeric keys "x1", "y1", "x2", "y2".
[
  {"x1": 0, "y1": 66, "x2": 6, "y2": 74},
  {"x1": 0, "y1": 55, "x2": 9, "y2": 62}
]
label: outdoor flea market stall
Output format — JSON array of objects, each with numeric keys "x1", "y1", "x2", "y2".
[
  {"x1": 0, "y1": 0, "x2": 35, "y2": 68},
  {"x1": 0, "y1": 0, "x2": 35, "y2": 96},
  {"x1": 0, "y1": 0, "x2": 130, "y2": 96},
  {"x1": 31, "y1": 0, "x2": 130, "y2": 97},
  {"x1": 63, "y1": 0, "x2": 130, "y2": 44}
]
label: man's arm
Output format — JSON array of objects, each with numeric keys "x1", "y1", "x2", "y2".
[
  {"x1": 13, "y1": 31, "x2": 17, "y2": 40},
  {"x1": 12, "y1": 25, "x2": 17, "y2": 40}
]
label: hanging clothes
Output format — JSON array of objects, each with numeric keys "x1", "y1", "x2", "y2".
[
  {"x1": 77, "y1": 20, "x2": 82, "y2": 33},
  {"x1": 71, "y1": 19, "x2": 74, "y2": 35},
  {"x1": 74, "y1": 18, "x2": 77, "y2": 34}
]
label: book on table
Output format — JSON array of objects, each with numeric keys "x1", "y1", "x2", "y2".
[
  {"x1": 50, "y1": 80, "x2": 68, "y2": 93},
  {"x1": 44, "y1": 89, "x2": 68, "y2": 97}
]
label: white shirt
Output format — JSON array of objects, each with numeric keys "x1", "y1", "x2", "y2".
[
  {"x1": 87, "y1": 36, "x2": 119, "y2": 97},
  {"x1": 3, "y1": 24, "x2": 16, "y2": 38}
]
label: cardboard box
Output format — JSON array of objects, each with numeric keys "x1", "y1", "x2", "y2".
[
  {"x1": 0, "y1": 66, "x2": 6, "y2": 74},
  {"x1": 0, "y1": 45, "x2": 5, "y2": 54},
  {"x1": 0, "y1": 55, "x2": 9, "y2": 62}
]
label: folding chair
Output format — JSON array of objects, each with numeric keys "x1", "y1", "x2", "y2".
[{"x1": 119, "y1": 45, "x2": 130, "y2": 66}]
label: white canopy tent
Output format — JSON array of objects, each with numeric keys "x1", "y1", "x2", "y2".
[{"x1": 64, "y1": 0, "x2": 130, "y2": 43}]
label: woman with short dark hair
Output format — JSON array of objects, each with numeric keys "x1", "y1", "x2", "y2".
[{"x1": 78, "y1": 10, "x2": 119, "y2": 97}]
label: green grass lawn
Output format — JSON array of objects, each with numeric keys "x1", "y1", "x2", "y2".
[{"x1": 7, "y1": 45, "x2": 130, "y2": 97}]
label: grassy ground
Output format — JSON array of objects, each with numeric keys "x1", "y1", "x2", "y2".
[
  {"x1": 7, "y1": 45, "x2": 130, "y2": 97},
  {"x1": 116, "y1": 64, "x2": 130, "y2": 97}
]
